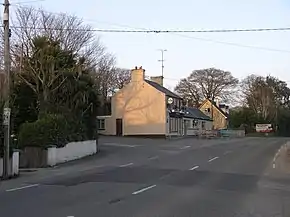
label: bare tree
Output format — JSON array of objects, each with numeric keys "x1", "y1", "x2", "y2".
[
  {"x1": 94, "y1": 53, "x2": 116, "y2": 98},
  {"x1": 175, "y1": 68, "x2": 239, "y2": 106},
  {"x1": 1, "y1": 6, "x2": 105, "y2": 69},
  {"x1": 175, "y1": 78, "x2": 202, "y2": 107},
  {"x1": 242, "y1": 74, "x2": 290, "y2": 121},
  {"x1": 112, "y1": 68, "x2": 131, "y2": 90}
]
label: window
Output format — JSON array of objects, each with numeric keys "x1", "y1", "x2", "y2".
[
  {"x1": 97, "y1": 119, "x2": 105, "y2": 130},
  {"x1": 192, "y1": 120, "x2": 198, "y2": 128},
  {"x1": 169, "y1": 118, "x2": 178, "y2": 132},
  {"x1": 201, "y1": 121, "x2": 205, "y2": 130}
]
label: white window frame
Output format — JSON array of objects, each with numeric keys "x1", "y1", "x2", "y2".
[
  {"x1": 192, "y1": 120, "x2": 198, "y2": 128},
  {"x1": 98, "y1": 119, "x2": 105, "y2": 130}
]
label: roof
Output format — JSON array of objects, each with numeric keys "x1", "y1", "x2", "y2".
[
  {"x1": 145, "y1": 79, "x2": 182, "y2": 99},
  {"x1": 184, "y1": 107, "x2": 212, "y2": 121},
  {"x1": 200, "y1": 99, "x2": 229, "y2": 118}
]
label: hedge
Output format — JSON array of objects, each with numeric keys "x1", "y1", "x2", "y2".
[{"x1": 18, "y1": 113, "x2": 87, "y2": 149}]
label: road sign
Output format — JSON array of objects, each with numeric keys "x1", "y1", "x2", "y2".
[
  {"x1": 3, "y1": 107, "x2": 11, "y2": 126},
  {"x1": 256, "y1": 124, "x2": 272, "y2": 133}
]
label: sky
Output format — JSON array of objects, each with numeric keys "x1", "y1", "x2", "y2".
[{"x1": 10, "y1": 0, "x2": 290, "y2": 90}]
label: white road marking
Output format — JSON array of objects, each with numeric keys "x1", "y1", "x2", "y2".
[
  {"x1": 80, "y1": 165, "x2": 105, "y2": 172},
  {"x1": 102, "y1": 143, "x2": 138, "y2": 148},
  {"x1": 208, "y1": 156, "x2": 219, "y2": 162},
  {"x1": 6, "y1": 184, "x2": 39, "y2": 192},
  {"x1": 148, "y1": 156, "x2": 159, "y2": 160},
  {"x1": 119, "y1": 163, "x2": 134, "y2": 167},
  {"x1": 180, "y1": 146, "x2": 190, "y2": 150},
  {"x1": 132, "y1": 185, "x2": 157, "y2": 195},
  {"x1": 224, "y1": 150, "x2": 232, "y2": 155},
  {"x1": 189, "y1": 165, "x2": 199, "y2": 171}
]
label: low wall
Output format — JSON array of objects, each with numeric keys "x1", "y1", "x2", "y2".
[
  {"x1": 47, "y1": 140, "x2": 98, "y2": 167},
  {"x1": 20, "y1": 140, "x2": 98, "y2": 168},
  {"x1": 219, "y1": 129, "x2": 245, "y2": 138},
  {"x1": 19, "y1": 147, "x2": 48, "y2": 168},
  {"x1": 0, "y1": 151, "x2": 20, "y2": 177},
  {"x1": 198, "y1": 130, "x2": 218, "y2": 139}
]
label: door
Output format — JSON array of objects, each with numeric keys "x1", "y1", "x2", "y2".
[
  {"x1": 116, "y1": 119, "x2": 123, "y2": 136},
  {"x1": 184, "y1": 120, "x2": 187, "y2": 136}
]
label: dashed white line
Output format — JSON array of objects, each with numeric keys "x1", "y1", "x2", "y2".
[
  {"x1": 180, "y1": 146, "x2": 191, "y2": 150},
  {"x1": 189, "y1": 165, "x2": 199, "y2": 171},
  {"x1": 208, "y1": 156, "x2": 219, "y2": 162},
  {"x1": 6, "y1": 184, "x2": 40, "y2": 192},
  {"x1": 148, "y1": 156, "x2": 159, "y2": 160},
  {"x1": 119, "y1": 163, "x2": 134, "y2": 167},
  {"x1": 80, "y1": 165, "x2": 105, "y2": 172},
  {"x1": 132, "y1": 185, "x2": 157, "y2": 195},
  {"x1": 102, "y1": 143, "x2": 138, "y2": 148}
]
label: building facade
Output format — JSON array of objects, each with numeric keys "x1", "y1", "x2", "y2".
[
  {"x1": 199, "y1": 99, "x2": 229, "y2": 130},
  {"x1": 97, "y1": 67, "x2": 212, "y2": 137}
]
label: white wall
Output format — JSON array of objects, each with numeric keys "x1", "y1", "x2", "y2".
[
  {"x1": 184, "y1": 119, "x2": 213, "y2": 136},
  {"x1": 47, "y1": 140, "x2": 98, "y2": 166},
  {"x1": 97, "y1": 116, "x2": 115, "y2": 135},
  {"x1": 0, "y1": 151, "x2": 20, "y2": 177}
]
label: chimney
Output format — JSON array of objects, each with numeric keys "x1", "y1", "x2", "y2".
[
  {"x1": 215, "y1": 98, "x2": 219, "y2": 108},
  {"x1": 150, "y1": 76, "x2": 164, "y2": 86},
  {"x1": 225, "y1": 105, "x2": 229, "y2": 114},
  {"x1": 131, "y1": 66, "x2": 145, "y2": 82}
]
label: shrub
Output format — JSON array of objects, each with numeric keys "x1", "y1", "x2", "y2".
[{"x1": 18, "y1": 113, "x2": 86, "y2": 149}]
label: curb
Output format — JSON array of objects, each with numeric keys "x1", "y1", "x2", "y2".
[{"x1": 272, "y1": 142, "x2": 289, "y2": 169}]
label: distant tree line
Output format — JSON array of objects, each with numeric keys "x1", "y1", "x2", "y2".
[{"x1": 174, "y1": 68, "x2": 290, "y2": 136}]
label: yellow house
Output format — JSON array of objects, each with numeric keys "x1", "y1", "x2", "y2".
[
  {"x1": 199, "y1": 99, "x2": 229, "y2": 130},
  {"x1": 97, "y1": 66, "x2": 212, "y2": 137}
]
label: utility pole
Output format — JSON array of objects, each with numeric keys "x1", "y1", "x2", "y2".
[
  {"x1": 158, "y1": 49, "x2": 167, "y2": 78},
  {"x1": 2, "y1": 0, "x2": 11, "y2": 179}
]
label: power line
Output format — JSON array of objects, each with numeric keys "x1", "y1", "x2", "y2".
[
  {"x1": 8, "y1": 6, "x2": 290, "y2": 33},
  {"x1": 8, "y1": 25, "x2": 290, "y2": 33},
  {"x1": 9, "y1": 4, "x2": 290, "y2": 54},
  {"x1": 12, "y1": 0, "x2": 45, "y2": 4},
  {"x1": 172, "y1": 33, "x2": 290, "y2": 53}
]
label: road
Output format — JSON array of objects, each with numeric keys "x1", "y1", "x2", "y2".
[{"x1": 1, "y1": 137, "x2": 290, "y2": 217}]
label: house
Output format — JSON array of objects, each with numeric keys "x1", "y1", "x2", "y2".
[
  {"x1": 183, "y1": 107, "x2": 213, "y2": 136},
  {"x1": 97, "y1": 66, "x2": 212, "y2": 137},
  {"x1": 199, "y1": 99, "x2": 229, "y2": 129}
]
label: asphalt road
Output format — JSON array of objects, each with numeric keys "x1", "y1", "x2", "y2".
[{"x1": 1, "y1": 137, "x2": 290, "y2": 217}]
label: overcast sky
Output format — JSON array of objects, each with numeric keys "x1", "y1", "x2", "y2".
[{"x1": 12, "y1": 0, "x2": 290, "y2": 90}]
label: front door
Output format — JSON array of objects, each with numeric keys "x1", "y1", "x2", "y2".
[
  {"x1": 184, "y1": 120, "x2": 187, "y2": 136},
  {"x1": 116, "y1": 119, "x2": 123, "y2": 136}
]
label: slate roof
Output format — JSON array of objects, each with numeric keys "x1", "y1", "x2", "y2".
[
  {"x1": 184, "y1": 107, "x2": 212, "y2": 121},
  {"x1": 145, "y1": 79, "x2": 182, "y2": 99}
]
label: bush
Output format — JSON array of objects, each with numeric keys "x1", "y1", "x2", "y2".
[{"x1": 18, "y1": 113, "x2": 87, "y2": 149}]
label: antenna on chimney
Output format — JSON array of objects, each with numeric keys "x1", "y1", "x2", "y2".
[
  {"x1": 158, "y1": 49, "x2": 167, "y2": 78},
  {"x1": 135, "y1": 66, "x2": 137, "y2": 69}
]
